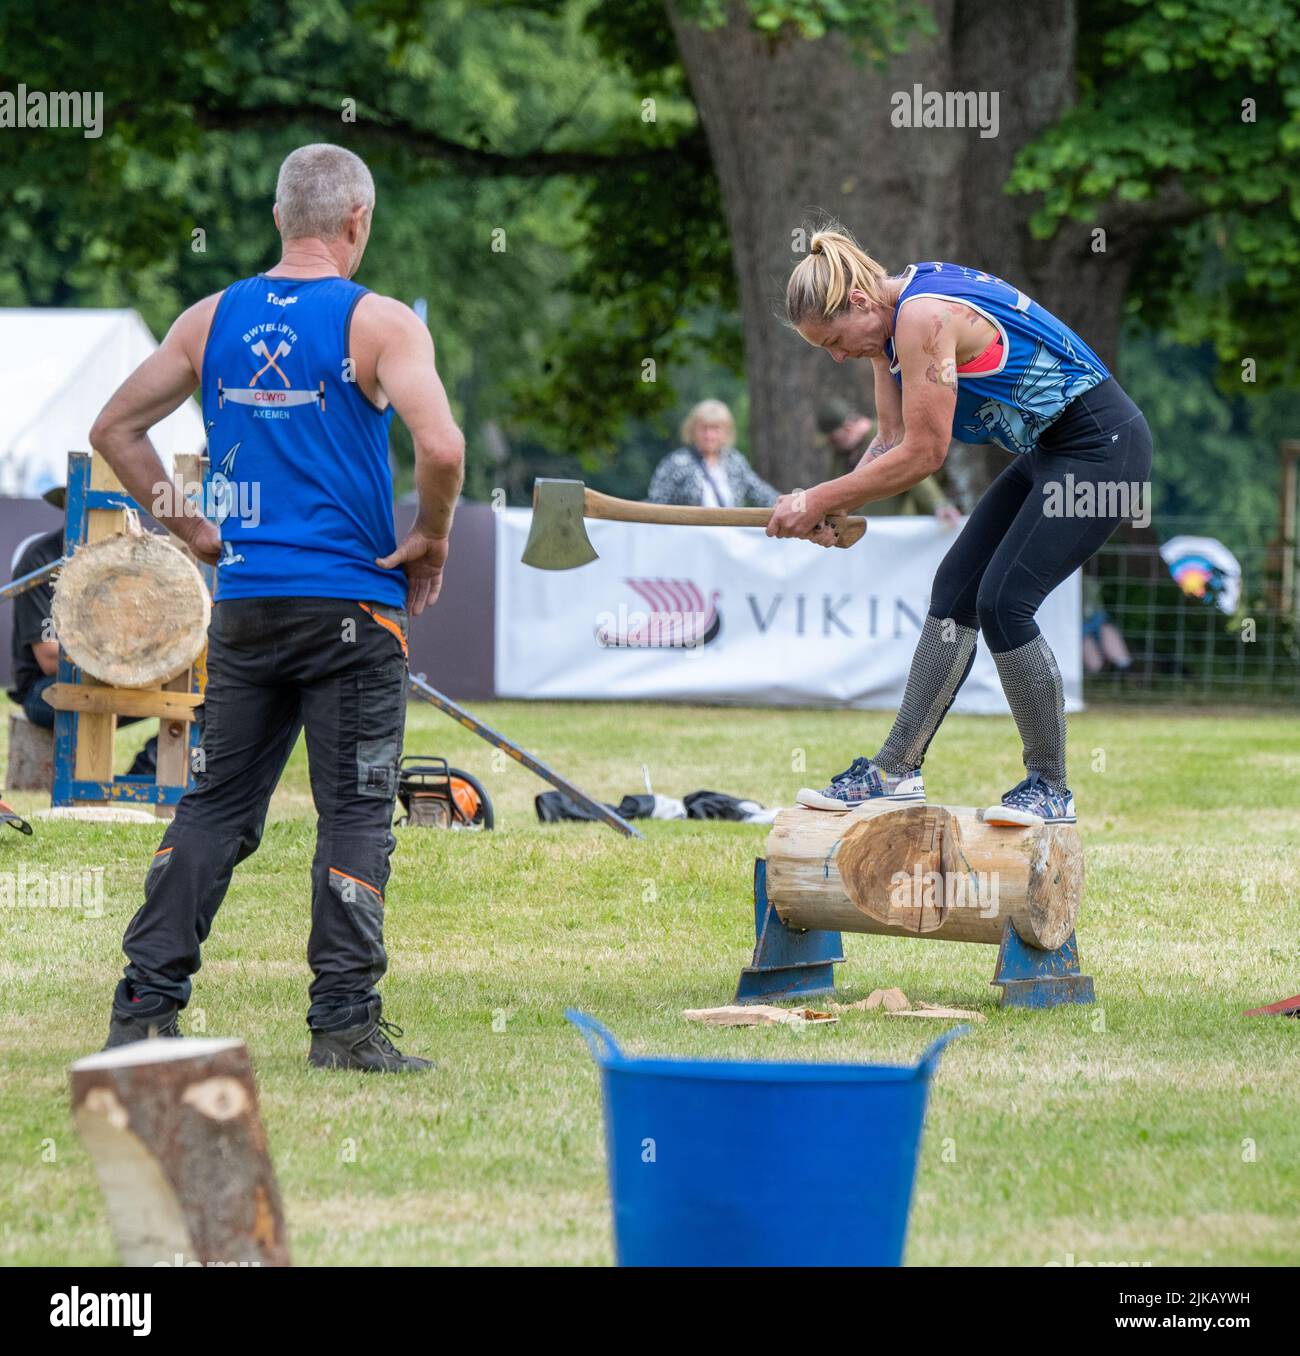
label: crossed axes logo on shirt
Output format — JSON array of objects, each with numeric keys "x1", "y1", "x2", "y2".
[{"x1": 249, "y1": 338, "x2": 290, "y2": 386}]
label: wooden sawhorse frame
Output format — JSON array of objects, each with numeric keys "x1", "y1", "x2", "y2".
[{"x1": 48, "y1": 451, "x2": 209, "y2": 818}]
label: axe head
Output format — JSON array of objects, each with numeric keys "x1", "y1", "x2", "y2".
[{"x1": 521, "y1": 479, "x2": 598, "y2": 571}]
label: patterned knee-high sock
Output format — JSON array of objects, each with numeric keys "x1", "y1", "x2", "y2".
[
  {"x1": 991, "y1": 634, "x2": 1068, "y2": 790},
  {"x1": 875, "y1": 615, "x2": 978, "y2": 775}
]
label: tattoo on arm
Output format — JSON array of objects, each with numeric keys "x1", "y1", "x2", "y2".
[
  {"x1": 921, "y1": 308, "x2": 958, "y2": 359},
  {"x1": 860, "y1": 435, "x2": 899, "y2": 465}
]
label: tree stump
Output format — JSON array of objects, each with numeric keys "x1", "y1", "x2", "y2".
[
  {"x1": 6, "y1": 710, "x2": 53, "y2": 791},
  {"x1": 52, "y1": 528, "x2": 209, "y2": 688},
  {"x1": 766, "y1": 801, "x2": 1084, "y2": 951},
  {"x1": 70, "y1": 1037, "x2": 290, "y2": 1267}
]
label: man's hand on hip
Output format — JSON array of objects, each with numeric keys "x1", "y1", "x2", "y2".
[
  {"x1": 377, "y1": 529, "x2": 450, "y2": 615},
  {"x1": 175, "y1": 516, "x2": 222, "y2": 567}
]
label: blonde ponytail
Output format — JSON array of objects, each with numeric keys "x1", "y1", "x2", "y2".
[{"x1": 786, "y1": 223, "x2": 889, "y2": 325}]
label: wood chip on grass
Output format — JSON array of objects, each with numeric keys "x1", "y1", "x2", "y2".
[
  {"x1": 828, "y1": 988, "x2": 985, "y2": 1021},
  {"x1": 682, "y1": 1004, "x2": 837, "y2": 1027}
]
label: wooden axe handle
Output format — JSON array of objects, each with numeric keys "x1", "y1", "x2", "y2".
[{"x1": 583, "y1": 489, "x2": 866, "y2": 548}]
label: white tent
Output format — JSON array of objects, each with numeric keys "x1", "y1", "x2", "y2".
[{"x1": 0, "y1": 308, "x2": 205, "y2": 497}]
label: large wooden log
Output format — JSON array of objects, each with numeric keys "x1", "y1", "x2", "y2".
[
  {"x1": 70, "y1": 1037, "x2": 290, "y2": 1267},
  {"x1": 765, "y1": 801, "x2": 1083, "y2": 951},
  {"x1": 6, "y1": 710, "x2": 54, "y2": 791},
  {"x1": 52, "y1": 525, "x2": 209, "y2": 689}
]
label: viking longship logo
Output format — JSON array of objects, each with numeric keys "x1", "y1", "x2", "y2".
[
  {"x1": 595, "y1": 578, "x2": 722, "y2": 650},
  {"x1": 217, "y1": 327, "x2": 325, "y2": 411}
]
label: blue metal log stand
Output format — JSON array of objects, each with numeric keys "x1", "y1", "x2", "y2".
[
  {"x1": 734, "y1": 859, "x2": 843, "y2": 1004},
  {"x1": 992, "y1": 920, "x2": 1095, "y2": 1009}
]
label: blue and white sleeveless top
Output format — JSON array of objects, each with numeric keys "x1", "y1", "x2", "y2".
[
  {"x1": 884, "y1": 262, "x2": 1110, "y2": 455},
  {"x1": 200, "y1": 275, "x2": 405, "y2": 607}
]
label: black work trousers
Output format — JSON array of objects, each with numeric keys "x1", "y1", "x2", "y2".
[{"x1": 113, "y1": 596, "x2": 408, "y2": 1031}]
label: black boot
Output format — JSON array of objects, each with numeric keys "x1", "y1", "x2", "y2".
[
  {"x1": 104, "y1": 992, "x2": 181, "y2": 1049},
  {"x1": 308, "y1": 1001, "x2": 433, "y2": 1073}
]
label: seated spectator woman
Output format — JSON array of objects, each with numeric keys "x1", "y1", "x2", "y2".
[{"x1": 648, "y1": 399, "x2": 779, "y2": 507}]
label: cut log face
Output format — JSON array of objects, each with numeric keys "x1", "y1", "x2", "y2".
[
  {"x1": 70, "y1": 1037, "x2": 290, "y2": 1268},
  {"x1": 766, "y1": 802, "x2": 1083, "y2": 951},
  {"x1": 52, "y1": 531, "x2": 210, "y2": 688}
]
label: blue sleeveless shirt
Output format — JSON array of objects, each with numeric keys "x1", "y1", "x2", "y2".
[
  {"x1": 200, "y1": 275, "x2": 405, "y2": 607},
  {"x1": 883, "y1": 262, "x2": 1110, "y2": 455}
]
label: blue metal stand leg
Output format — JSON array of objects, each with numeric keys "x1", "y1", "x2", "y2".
[
  {"x1": 734, "y1": 859, "x2": 843, "y2": 1004},
  {"x1": 992, "y1": 920, "x2": 1096, "y2": 1009}
]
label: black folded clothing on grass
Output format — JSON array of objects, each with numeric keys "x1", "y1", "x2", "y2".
[{"x1": 535, "y1": 789, "x2": 774, "y2": 825}]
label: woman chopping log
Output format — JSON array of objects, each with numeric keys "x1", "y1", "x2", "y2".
[{"x1": 769, "y1": 227, "x2": 1152, "y2": 826}]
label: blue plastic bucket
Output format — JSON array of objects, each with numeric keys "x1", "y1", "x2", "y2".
[{"x1": 568, "y1": 1010, "x2": 967, "y2": 1267}]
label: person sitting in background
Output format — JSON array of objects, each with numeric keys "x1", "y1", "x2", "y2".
[
  {"x1": 818, "y1": 397, "x2": 961, "y2": 525},
  {"x1": 7, "y1": 485, "x2": 158, "y2": 773},
  {"x1": 8, "y1": 518, "x2": 64, "y2": 728},
  {"x1": 648, "y1": 399, "x2": 779, "y2": 508},
  {"x1": 1081, "y1": 575, "x2": 1132, "y2": 674}
]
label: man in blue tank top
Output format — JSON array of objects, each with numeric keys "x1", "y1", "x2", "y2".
[
  {"x1": 774, "y1": 227, "x2": 1152, "y2": 827},
  {"x1": 89, "y1": 144, "x2": 466, "y2": 1071}
]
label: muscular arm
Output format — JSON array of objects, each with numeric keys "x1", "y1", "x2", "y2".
[
  {"x1": 369, "y1": 299, "x2": 465, "y2": 538},
  {"x1": 88, "y1": 298, "x2": 221, "y2": 561},
  {"x1": 810, "y1": 304, "x2": 957, "y2": 517},
  {"x1": 366, "y1": 296, "x2": 466, "y2": 614}
]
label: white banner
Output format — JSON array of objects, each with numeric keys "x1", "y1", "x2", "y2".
[{"x1": 494, "y1": 510, "x2": 1082, "y2": 713}]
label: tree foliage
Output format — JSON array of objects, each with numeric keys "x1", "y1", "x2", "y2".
[
  {"x1": 0, "y1": 0, "x2": 1295, "y2": 538},
  {"x1": 1009, "y1": 0, "x2": 1300, "y2": 389}
]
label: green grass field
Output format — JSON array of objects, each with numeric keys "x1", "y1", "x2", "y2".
[{"x1": 1, "y1": 697, "x2": 1297, "y2": 1267}]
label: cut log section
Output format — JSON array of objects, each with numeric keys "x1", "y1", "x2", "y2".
[
  {"x1": 52, "y1": 528, "x2": 210, "y2": 688},
  {"x1": 70, "y1": 1037, "x2": 290, "y2": 1267},
  {"x1": 6, "y1": 710, "x2": 53, "y2": 791},
  {"x1": 766, "y1": 801, "x2": 1083, "y2": 951}
]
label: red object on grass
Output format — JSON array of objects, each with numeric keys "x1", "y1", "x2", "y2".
[{"x1": 1243, "y1": 994, "x2": 1300, "y2": 1017}]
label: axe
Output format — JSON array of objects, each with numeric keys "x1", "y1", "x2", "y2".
[{"x1": 521, "y1": 478, "x2": 867, "y2": 570}]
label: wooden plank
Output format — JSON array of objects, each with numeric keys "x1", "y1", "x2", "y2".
[
  {"x1": 42, "y1": 684, "x2": 202, "y2": 720},
  {"x1": 73, "y1": 454, "x2": 128, "y2": 792},
  {"x1": 155, "y1": 674, "x2": 192, "y2": 794}
]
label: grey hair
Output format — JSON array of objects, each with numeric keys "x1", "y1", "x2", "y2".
[
  {"x1": 680, "y1": 398, "x2": 735, "y2": 447},
  {"x1": 275, "y1": 143, "x2": 375, "y2": 240}
]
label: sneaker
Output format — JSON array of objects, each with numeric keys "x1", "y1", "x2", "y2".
[
  {"x1": 796, "y1": 757, "x2": 925, "y2": 812},
  {"x1": 104, "y1": 996, "x2": 181, "y2": 1050},
  {"x1": 309, "y1": 1004, "x2": 434, "y2": 1074},
  {"x1": 984, "y1": 772, "x2": 1076, "y2": 827}
]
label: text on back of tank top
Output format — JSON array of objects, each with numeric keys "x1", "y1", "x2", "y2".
[{"x1": 241, "y1": 321, "x2": 298, "y2": 345}]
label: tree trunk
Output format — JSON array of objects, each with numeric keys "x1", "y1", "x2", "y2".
[
  {"x1": 765, "y1": 800, "x2": 1083, "y2": 950},
  {"x1": 668, "y1": 1, "x2": 1140, "y2": 500},
  {"x1": 70, "y1": 1037, "x2": 290, "y2": 1268}
]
